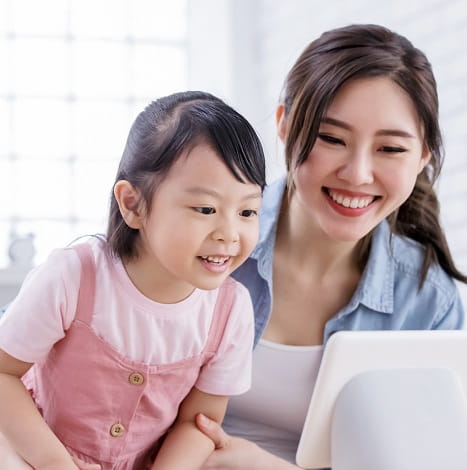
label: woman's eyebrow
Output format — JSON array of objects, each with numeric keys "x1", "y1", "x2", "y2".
[
  {"x1": 321, "y1": 117, "x2": 352, "y2": 130},
  {"x1": 375, "y1": 129, "x2": 416, "y2": 139},
  {"x1": 321, "y1": 117, "x2": 416, "y2": 138}
]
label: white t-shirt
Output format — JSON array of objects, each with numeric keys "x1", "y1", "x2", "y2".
[
  {"x1": 0, "y1": 238, "x2": 254, "y2": 396},
  {"x1": 223, "y1": 339, "x2": 324, "y2": 463}
]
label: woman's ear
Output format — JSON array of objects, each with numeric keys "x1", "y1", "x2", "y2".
[
  {"x1": 418, "y1": 146, "x2": 432, "y2": 174},
  {"x1": 113, "y1": 180, "x2": 144, "y2": 229},
  {"x1": 276, "y1": 104, "x2": 287, "y2": 143}
]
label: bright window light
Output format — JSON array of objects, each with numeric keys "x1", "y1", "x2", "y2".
[{"x1": 0, "y1": 0, "x2": 188, "y2": 267}]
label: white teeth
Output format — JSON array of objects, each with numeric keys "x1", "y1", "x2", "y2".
[
  {"x1": 328, "y1": 190, "x2": 373, "y2": 209},
  {"x1": 201, "y1": 255, "x2": 229, "y2": 264}
]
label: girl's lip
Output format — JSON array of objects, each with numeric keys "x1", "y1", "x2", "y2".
[
  {"x1": 198, "y1": 254, "x2": 234, "y2": 260},
  {"x1": 198, "y1": 256, "x2": 233, "y2": 274}
]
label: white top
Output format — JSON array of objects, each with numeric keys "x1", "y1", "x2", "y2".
[
  {"x1": 0, "y1": 238, "x2": 254, "y2": 396},
  {"x1": 223, "y1": 338, "x2": 324, "y2": 463}
]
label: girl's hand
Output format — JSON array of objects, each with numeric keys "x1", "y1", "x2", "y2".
[
  {"x1": 36, "y1": 452, "x2": 100, "y2": 469},
  {"x1": 195, "y1": 413, "x2": 263, "y2": 470},
  {"x1": 70, "y1": 455, "x2": 101, "y2": 469}
]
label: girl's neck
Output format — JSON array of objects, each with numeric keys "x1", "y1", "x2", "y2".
[
  {"x1": 276, "y1": 193, "x2": 362, "y2": 280},
  {"x1": 123, "y1": 251, "x2": 195, "y2": 304}
]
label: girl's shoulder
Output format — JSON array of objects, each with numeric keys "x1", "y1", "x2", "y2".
[
  {"x1": 16, "y1": 237, "x2": 111, "y2": 313},
  {"x1": 219, "y1": 276, "x2": 253, "y2": 305},
  {"x1": 212, "y1": 277, "x2": 255, "y2": 332}
]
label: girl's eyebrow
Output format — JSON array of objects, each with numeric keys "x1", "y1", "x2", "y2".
[
  {"x1": 184, "y1": 187, "x2": 262, "y2": 201},
  {"x1": 321, "y1": 117, "x2": 416, "y2": 139}
]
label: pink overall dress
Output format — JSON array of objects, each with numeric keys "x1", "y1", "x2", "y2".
[{"x1": 22, "y1": 243, "x2": 234, "y2": 469}]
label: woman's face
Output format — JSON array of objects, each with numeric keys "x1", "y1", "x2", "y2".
[{"x1": 287, "y1": 76, "x2": 430, "y2": 242}]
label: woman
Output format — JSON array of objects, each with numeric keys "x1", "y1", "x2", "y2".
[{"x1": 196, "y1": 23, "x2": 467, "y2": 469}]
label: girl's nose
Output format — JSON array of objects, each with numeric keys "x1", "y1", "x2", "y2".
[
  {"x1": 212, "y1": 220, "x2": 240, "y2": 244},
  {"x1": 336, "y1": 151, "x2": 374, "y2": 186}
]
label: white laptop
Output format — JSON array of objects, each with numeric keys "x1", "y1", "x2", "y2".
[{"x1": 295, "y1": 329, "x2": 467, "y2": 469}]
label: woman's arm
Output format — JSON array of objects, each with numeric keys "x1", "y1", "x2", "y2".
[
  {"x1": 196, "y1": 414, "x2": 302, "y2": 470},
  {"x1": 0, "y1": 349, "x2": 79, "y2": 470},
  {"x1": 151, "y1": 387, "x2": 228, "y2": 470}
]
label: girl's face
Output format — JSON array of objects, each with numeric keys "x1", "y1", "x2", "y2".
[
  {"x1": 289, "y1": 76, "x2": 430, "y2": 242},
  {"x1": 131, "y1": 143, "x2": 262, "y2": 300}
]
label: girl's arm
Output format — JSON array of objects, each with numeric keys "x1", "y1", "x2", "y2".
[
  {"x1": 151, "y1": 387, "x2": 228, "y2": 470},
  {"x1": 0, "y1": 349, "x2": 79, "y2": 470},
  {"x1": 196, "y1": 414, "x2": 303, "y2": 470}
]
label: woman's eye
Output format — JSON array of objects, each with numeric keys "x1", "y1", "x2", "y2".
[
  {"x1": 240, "y1": 209, "x2": 258, "y2": 218},
  {"x1": 318, "y1": 134, "x2": 345, "y2": 145},
  {"x1": 193, "y1": 207, "x2": 215, "y2": 215},
  {"x1": 380, "y1": 146, "x2": 406, "y2": 153}
]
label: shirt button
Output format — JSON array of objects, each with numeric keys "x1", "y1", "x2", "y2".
[
  {"x1": 128, "y1": 372, "x2": 144, "y2": 385},
  {"x1": 109, "y1": 423, "x2": 125, "y2": 437}
]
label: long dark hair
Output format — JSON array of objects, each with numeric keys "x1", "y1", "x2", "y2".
[
  {"x1": 107, "y1": 91, "x2": 266, "y2": 259},
  {"x1": 281, "y1": 23, "x2": 466, "y2": 285}
]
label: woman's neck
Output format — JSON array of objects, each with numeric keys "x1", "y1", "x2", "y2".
[
  {"x1": 265, "y1": 193, "x2": 364, "y2": 346},
  {"x1": 276, "y1": 193, "x2": 361, "y2": 281}
]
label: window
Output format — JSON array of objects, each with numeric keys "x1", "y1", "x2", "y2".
[{"x1": 0, "y1": 0, "x2": 188, "y2": 267}]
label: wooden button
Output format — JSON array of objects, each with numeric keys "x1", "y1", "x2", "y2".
[
  {"x1": 109, "y1": 423, "x2": 125, "y2": 437},
  {"x1": 128, "y1": 372, "x2": 144, "y2": 385}
]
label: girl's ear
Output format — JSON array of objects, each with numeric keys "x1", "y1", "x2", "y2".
[
  {"x1": 113, "y1": 180, "x2": 144, "y2": 229},
  {"x1": 276, "y1": 104, "x2": 288, "y2": 143}
]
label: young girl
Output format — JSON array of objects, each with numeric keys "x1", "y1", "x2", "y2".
[
  {"x1": 0, "y1": 91, "x2": 266, "y2": 469},
  {"x1": 195, "y1": 24, "x2": 467, "y2": 469}
]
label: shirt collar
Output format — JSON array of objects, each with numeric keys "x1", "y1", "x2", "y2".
[
  {"x1": 257, "y1": 177, "x2": 286, "y2": 246},
  {"x1": 252, "y1": 176, "x2": 395, "y2": 316},
  {"x1": 250, "y1": 177, "x2": 286, "y2": 269},
  {"x1": 342, "y1": 219, "x2": 395, "y2": 316}
]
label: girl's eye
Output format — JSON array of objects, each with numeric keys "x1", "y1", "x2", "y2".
[
  {"x1": 380, "y1": 146, "x2": 406, "y2": 153},
  {"x1": 318, "y1": 134, "x2": 345, "y2": 145},
  {"x1": 240, "y1": 209, "x2": 258, "y2": 218},
  {"x1": 193, "y1": 207, "x2": 215, "y2": 215}
]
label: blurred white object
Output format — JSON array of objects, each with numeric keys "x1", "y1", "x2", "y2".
[
  {"x1": 8, "y1": 233, "x2": 36, "y2": 268},
  {"x1": 332, "y1": 368, "x2": 467, "y2": 470},
  {"x1": 296, "y1": 330, "x2": 467, "y2": 469},
  {"x1": 0, "y1": 233, "x2": 36, "y2": 306}
]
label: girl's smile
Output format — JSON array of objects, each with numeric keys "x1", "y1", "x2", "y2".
[{"x1": 198, "y1": 255, "x2": 234, "y2": 273}]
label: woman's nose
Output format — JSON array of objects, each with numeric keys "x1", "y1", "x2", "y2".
[{"x1": 336, "y1": 151, "x2": 374, "y2": 186}]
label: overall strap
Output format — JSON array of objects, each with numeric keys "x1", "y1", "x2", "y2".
[
  {"x1": 70, "y1": 243, "x2": 96, "y2": 325},
  {"x1": 204, "y1": 279, "x2": 236, "y2": 355}
]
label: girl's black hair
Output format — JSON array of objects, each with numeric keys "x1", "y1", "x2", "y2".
[{"x1": 107, "y1": 91, "x2": 266, "y2": 259}]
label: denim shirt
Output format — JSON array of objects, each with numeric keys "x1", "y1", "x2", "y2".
[{"x1": 232, "y1": 177, "x2": 465, "y2": 346}]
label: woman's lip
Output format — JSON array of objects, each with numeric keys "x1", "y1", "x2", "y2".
[
  {"x1": 324, "y1": 188, "x2": 379, "y2": 216},
  {"x1": 324, "y1": 187, "x2": 378, "y2": 198}
]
